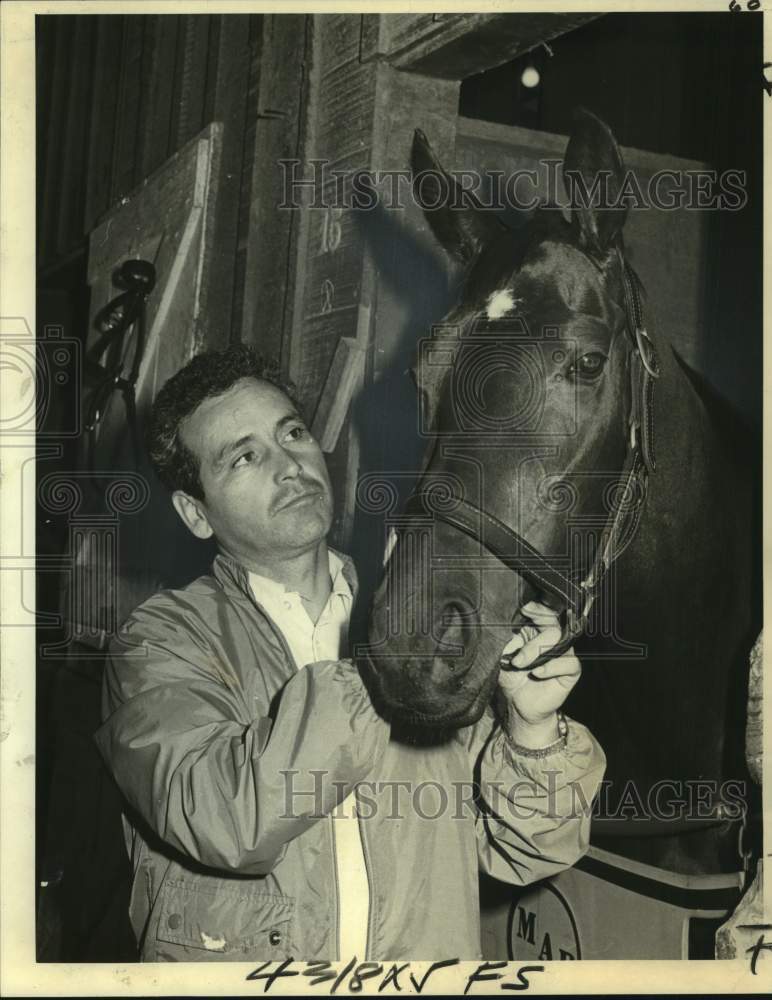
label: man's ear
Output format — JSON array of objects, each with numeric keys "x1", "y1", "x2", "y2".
[{"x1": 172, "y1": 490, "x2": 214, "y2": 540}]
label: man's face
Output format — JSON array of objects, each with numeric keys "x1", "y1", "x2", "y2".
[{"x1": 176, "y1": 378, "x2": 333, "y2": 565}]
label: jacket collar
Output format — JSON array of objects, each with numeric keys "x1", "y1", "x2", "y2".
[{"x1": 212, "y1": 546, "x2": 359, "y2": 605}]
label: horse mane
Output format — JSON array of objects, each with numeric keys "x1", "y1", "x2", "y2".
[{"x1": 671, "y1": 347, "x2": 760, "y2": 459}]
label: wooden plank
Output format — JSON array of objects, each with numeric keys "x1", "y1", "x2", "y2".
[
  {"x1": 88, "y1": 144, "x2": 198, "y2": 276},
  {"x1": 203, "y1": 15, "x2": 221, "y2": 128},
  {"x1": 278, "y1": 14, "x2": 314, "y2": 381},
  {"x1": 456, "y1": 114, "x2": 709, "y2": 179},
  {"x1": 382, "y1": 12, "x2": 601, "y2": 79},
  {"x1": 193, "y1": 14, "x2": 251, "y2": 351},
  {"x1": 311, "y1": 337, "x2": 366, "y2": 453},
  {"x1": 136, "y1": 15, "x2": 180, "y2": 179},
  {"x1": 358, "y1": 13, "x2": 384, "y2": 64},
  {"x1": 380, "y1": 12, "x2": 477, "y2": 62},
  {"x1": 287, "y1": 14, "x2": 377, "y2": 416},
  {"x1": 230, "y1": 15, "x2": 264, "y2": 344},
  {"x1": 83, "y1": 16, "x2": 124, "y2": 233},
  {"x1": 240, "y1": 14, "x2": 308, "y2": 360},
  {"x1": 110, "y1": 15, "x2": 144, "y2": 202},
  {"x1": 170, "y1": 15, "x2": 210, "y2": 151}
]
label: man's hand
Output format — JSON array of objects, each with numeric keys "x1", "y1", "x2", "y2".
[{"x1": 496, "y1": 601, "x2": 581, "y2": 749}]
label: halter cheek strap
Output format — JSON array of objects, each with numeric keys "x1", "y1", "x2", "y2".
[
  {"x1": 403, "y1": 259, "x2": 660, "y2": 670},
  {"x1": 624, "y1": 260, "x2": 659, "y2": 473}
]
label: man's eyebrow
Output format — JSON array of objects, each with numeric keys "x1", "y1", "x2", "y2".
[
  {"x1": 210, "y1": 413, "x2": 303, "y2": 470},
  {"x1": 276, "y1": 412, "x2": 303, "y2": 430},
  {"x1": 212, "y1": 434, "x2": 255, "y2": 470}
]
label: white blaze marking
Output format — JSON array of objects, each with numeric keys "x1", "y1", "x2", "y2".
[{"x1": 485, "y1": 289, "x2": 519, "y2": 320}]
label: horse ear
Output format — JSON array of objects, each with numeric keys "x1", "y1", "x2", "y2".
[
  {"x1": 411, "y1": 129, "x2": 506, "y2": 264},
  {"x1": 563, "y1": 108, "x2": 628, "y2": 256}
]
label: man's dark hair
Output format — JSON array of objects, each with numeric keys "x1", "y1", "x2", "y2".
[{"x1": 146, "y1": 345, "x2": 298, "y2": 499}]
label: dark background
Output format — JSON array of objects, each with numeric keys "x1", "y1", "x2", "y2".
[{"x1": 36, "y1": 12, "x2": 763, "y2": 961}]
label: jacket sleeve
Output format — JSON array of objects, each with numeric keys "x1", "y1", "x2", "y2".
[
  {"x1": 457, "y1": 709, "x2": 606, "y2": 885},
  {"x1": 94, "y1": 607, "x2": 390, "y2": 876}
]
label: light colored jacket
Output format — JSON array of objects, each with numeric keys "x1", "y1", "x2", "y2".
[{"x1": 95, "y1": 552, "x2": 605, "y2": 961}]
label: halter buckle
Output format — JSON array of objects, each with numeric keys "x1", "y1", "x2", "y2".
[{"x1": 577, "y1": 580, "x2": 594, "y2": 624}]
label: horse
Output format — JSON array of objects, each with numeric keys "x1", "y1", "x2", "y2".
[{"x1": 359, "y1": 109, "x2": 760, "y2": 876}]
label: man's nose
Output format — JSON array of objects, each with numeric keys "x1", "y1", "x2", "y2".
[{"x1": 276, "y1": 446, "x2": 303, "y2": 480}]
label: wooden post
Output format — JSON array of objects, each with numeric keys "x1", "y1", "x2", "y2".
[{"x1": 240, "y1": 14, "x2": 310, "y2": 358}]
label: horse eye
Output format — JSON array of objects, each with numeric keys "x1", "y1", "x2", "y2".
[{"x1": 569, "y1": 353, "x2": 607, "y2": 379}]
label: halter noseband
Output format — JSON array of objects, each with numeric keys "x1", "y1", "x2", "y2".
[{"x1": 404, "y1": 257, "x2": 660, "y2": 669}]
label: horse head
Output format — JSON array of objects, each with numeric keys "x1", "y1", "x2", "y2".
[{"x1": 362, "y1": 108, "x2": 654, "y2": 728}]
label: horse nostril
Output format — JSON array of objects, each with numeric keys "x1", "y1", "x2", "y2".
[
  {"x1": 437, "y1": 602, "x2": 474, "y2": 670},
  {"x1": 442, "y1": 602, "x2": 471, "y2": 638},
  {"x1": 443, "y1": 602, "x2": 467, "y2": 631}
]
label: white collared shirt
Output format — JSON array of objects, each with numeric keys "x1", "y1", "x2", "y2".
[
  {"x1": 248, "y1": 551, "x2": 369, "y2": 959},
  {"x1": 248, "y1": 550, "x2": 352, "y2": 668}
]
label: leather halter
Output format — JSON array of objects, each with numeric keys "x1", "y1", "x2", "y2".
[{"x1": 404, "y1": 257, "x2": 661, "y2": 670}]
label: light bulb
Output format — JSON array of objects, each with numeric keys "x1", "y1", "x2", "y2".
[{"x1": 521, "y1": 65, "x2": 540, "y2": 89}]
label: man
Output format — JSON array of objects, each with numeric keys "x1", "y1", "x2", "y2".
[{"x1": 95, "y1": 345, "x2": 605, "y2": 962}]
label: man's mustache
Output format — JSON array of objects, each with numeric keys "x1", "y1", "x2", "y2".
[{"x1": 272, "y1": 478, "x2": 328, "y2": 512}]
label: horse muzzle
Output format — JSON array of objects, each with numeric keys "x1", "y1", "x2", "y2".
[{"x1": 358, "y1": 597, "x2": 493, "y2": 728}]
